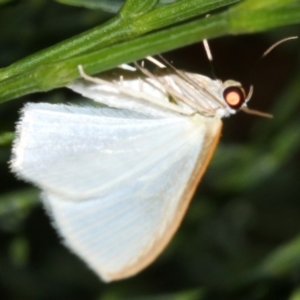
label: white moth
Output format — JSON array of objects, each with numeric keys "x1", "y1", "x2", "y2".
[{"x1": 10, "y1": 50, "x2": 267, "y2": 282}]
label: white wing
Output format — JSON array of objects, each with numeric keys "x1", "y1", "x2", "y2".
[
  {"x1": 11, "y1": 103, "x2": 222, "y2": 281},
  {"x1": 68, "y1": 70, "x2": 195, "y2": 116}
]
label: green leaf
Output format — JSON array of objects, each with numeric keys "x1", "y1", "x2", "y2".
[
  {"x1": 0, "y1": 0, "x2": 12, "y2": 4},
  {"x1": 232, "y1": 0, "x2": 298, "y2": 10},
  {"x1": 0, "y1": 0, "x2": 238, "y2": 82},
  {"x1": 0, "y1": 0, "x2": 299, "y2": 103},
  {"x1": 259, "y1": 235, "x2": 300, "y2": 277},
  {"x1": 0, "y1": 189, "x2": 39, "y2": 232},
  {"x1": 289, "y1": 288, "x2": 300, "y2": 300},
  {"x1": 8, "y1": 236, "x2": 30, "y2": 267},
  {"x1": 120, "y1": 0, "x2": 158, "y2": 18},
  {"x1": 55, "y1": 0, "x2": 177, "y2": 12},
  {"x1": 56, "y1": 0, "x2": 124, "y2": 12},
  {"x1": 228, "y1": 3, "x2": 300, "y2": 33},
  {"x1": 1, "y1": 0, "x2": 299, "y2": 104},
  {"x1": 0, "y1": 131, "x2": 14, "y2": 146}
]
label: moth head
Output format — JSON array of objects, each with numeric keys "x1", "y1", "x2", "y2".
[
  {"x1": 221, "y1": 81, "x2": 272, "y2": 118},
  {"x1": 222, "y1": 80, "x2": 247, "y2": 110}
]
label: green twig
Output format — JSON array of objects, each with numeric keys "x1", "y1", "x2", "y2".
[{"x1": 0, "y1": 0, "x2": 238, "y2": 81}]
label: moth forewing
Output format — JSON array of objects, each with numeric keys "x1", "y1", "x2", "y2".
[
  {"x1": 31, "y1": 113, "x2": 222, "y2": 282},
  {"x1": 69, "y1": 68, "x2": 195, "y2": 117},
  {"x1": 103, "y1": 117, "x2": 222, "y2": 282},
  {"x1": 100, "y1": 116, "x2": 223, "y2": 281},
  {"x1": 10, "y1": 57, "x2": 240, "y2": 283}
]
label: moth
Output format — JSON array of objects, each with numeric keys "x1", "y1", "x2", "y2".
[{"x1": 11, "y1": 39, "x2": 285, "y2": 282}]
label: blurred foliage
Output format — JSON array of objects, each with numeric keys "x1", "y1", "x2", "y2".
[
  {"x1": 0, "y1": 132, "x2": 13, "y2": 146},
  {"x1": 0, "y1": 0, "x2": 300, "y2": 299}
]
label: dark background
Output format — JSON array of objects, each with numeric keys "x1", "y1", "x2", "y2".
[{"x1": 0, "y1": 1, "x2": 300, "y2": 300}]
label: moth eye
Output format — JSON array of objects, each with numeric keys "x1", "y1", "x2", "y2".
[{"x1": 223, "y1": 86, "x2": 245, "y2": 109}]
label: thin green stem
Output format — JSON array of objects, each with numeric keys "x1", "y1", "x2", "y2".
[
  {"x1": 0, "y1": 14, "x2": 228, "y2": 102},
  {"x1": 0, "y1": 0, "x2": 299, "y2": 103},
  {"x1": 0, "y1": 0, "x2": 239, "y2": 81}
]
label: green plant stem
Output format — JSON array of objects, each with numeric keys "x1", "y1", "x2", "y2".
[
  {"x1": 0, "y1": 14, "x2": 226, "y2": 102},
  {"x1": 0, "y1": 0, "x2": 299, "y2": 103},
  {"x1": 0, "y1": 0, "x2": 239, "y2": 81}
]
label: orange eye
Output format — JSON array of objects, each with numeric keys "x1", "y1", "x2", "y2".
[{"x1": 223, "y1": 86, "x2": 245, "y2": 109}]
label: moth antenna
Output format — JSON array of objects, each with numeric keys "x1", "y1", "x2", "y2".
[
  {"x1": 203, "y1": 39, "x2": 213, "y2": 62},
  {"x1": 249, "y1": 36, "x2": 298, "y2": 84},
  {"x1": 203, "y1": 39, "x2": 217, "y2": 79},
  {"x1": 241, "y1": 106, "x2": 273, "y2": 119},
  {"x1": 244, "y1": 36, "x2": 298, "y2": 117},
  {"x1": 245, "y1": 85, "x2": 254, "y2": 103},
  {"x1": 262, "y1": 36, "x2": 298, "y2": 58}
]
